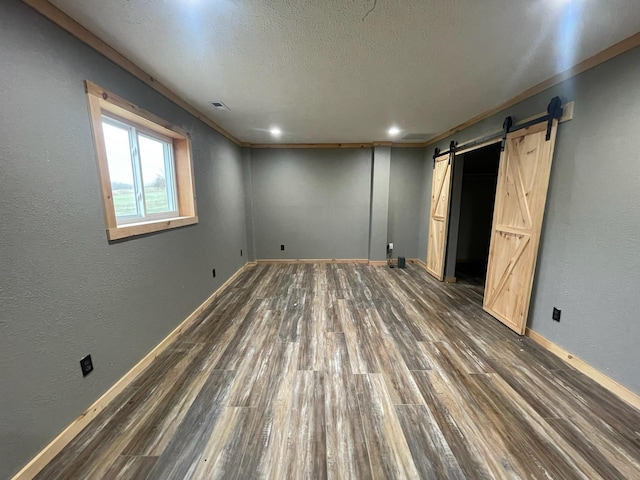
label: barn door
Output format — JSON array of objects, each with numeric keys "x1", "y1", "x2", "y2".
[
  {"x1": 426, "y1": 152, "x2": 454, "y2": 280},
  {"x1": 483, "y1": 120, "x2": 558, "y2": 334}
]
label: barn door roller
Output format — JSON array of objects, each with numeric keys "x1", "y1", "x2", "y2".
[
  {"x1": 500, "y1": 116, "x2": 513, "y2": 151},
  {"x1": 433, "y1": 140, "x2": 457, "y2": 168},
  {"x1": 508, "y1": 96, "x2": 563, "y2": 141}
]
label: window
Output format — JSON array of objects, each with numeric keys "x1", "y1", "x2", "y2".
[{"x1": 86, "y1": 81, "x2": 197, "y2": 240}]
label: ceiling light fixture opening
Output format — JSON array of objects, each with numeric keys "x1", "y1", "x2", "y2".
[
  {"x1": 388, "y1": 126, "x2": 401, "y2": 136},
  {"x1": 270, "y1": 127, "x2": 282, "y2": 137}
]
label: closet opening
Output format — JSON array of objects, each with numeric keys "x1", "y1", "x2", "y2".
[{"x1": 445, "y1": 142, "x2": 501, "y2": 292}]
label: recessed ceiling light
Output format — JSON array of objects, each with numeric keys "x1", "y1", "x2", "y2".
[
  {"x1": 388, "y1": 126, "x2": 401, "y2": 136},
  {"x1": 270, "y1": 127, "x2": 282, "y2": 137}
]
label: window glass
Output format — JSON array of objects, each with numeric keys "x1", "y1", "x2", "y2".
[
  {"x1": 102, "y1": 121, "x2": 137, "y2": 217},
  {"x1": 138, "y1": 134, "x2": 176, "y2": 215}
]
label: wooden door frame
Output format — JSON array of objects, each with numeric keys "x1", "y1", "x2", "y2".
[{"x1": 440, "y1": 139, "x2": 502, "y2": 283}]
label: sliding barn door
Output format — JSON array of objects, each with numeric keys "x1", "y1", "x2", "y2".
[
  {"x1": 426, "y1": 153, "x2": 454, "y2": 280},
  {"x1": 483, "y1": 121, "x2": 558, "y2": 334}
]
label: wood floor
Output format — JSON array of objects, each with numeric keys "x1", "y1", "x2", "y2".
[{"x1": 35, "y1": 263, "x2": 640, "y2": 479}]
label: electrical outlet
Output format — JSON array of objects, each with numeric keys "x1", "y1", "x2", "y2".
[
  {"x1": 212, "y1": 268, "x2": 216, "y2": 278},
  {"x1": 552, "y1": 307, "x2": 561, "y2": 322},
  {"x1": 80, "y1": 354, "x2": 93, "y2": 377},
  {"x1": 281, "y1": 244, "x2": 285, "y2": 251}
]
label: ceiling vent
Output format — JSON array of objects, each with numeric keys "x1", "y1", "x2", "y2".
[
  {"x1": 402, "y1": 133, "x2": 433, "y2": 141},
  {"x1": 211, "y1": 101, "x2": 230, "y2": 111}
]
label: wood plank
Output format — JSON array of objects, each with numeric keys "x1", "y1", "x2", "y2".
[
  {"x1": 355, "y1": 373, "x2": 420, "y2": 479},
  {"x1": 237, "y1": 342, "x2": 301, "y2": 479},
  {"x1": 372, "y1": 297, "x2": 432, "y2": 370},
  {"x1": 119, "y1": 345, "x2": 222, "y2": 456},
  {"x1": 395, "y1": 404, "x2": 465, "y2": 479},
  {"x1": 227, "y1": 328, "x2": 296, "y2": 408},
  {"x1": 106, "y1": 216, "x2": 198, "y2": 240},
  {"x1": 102, "y1": 456, "x2": 157, "y2": 480},
  {"x1": 467, "y1": 372, "x2": 603, "y2": 479},
  {"x1": 298, "y1": 293, "x2": 328, "y2": 370},
  {"x1": 411, "y1": 370, "x2": 497, "y2": 479},
  {"x1": 280, "y1": 371, "x2": 327, "y2": 480},
  {"x1": 187, "y1": 407, "x2": 251, "y2": 479},
  {"x1": 324, "y1": 335, "x2": 373, "y2": 479},
  {"x1": 23, "y1": 263, "x2": 640, "y2": 480},
  {"x1": 214, "y1": 300, "x2": 273, "y2": 370},
  {"x1": 364, "y1": 307, "x2": 425, "y2": 405},
  {"x1": 144, "y1": 370, "x2": 237, "y2": 479}
]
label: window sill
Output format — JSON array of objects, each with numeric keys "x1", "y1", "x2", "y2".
[{"x1": 107, "y1": 215, "x2": 198, "y2": 240}]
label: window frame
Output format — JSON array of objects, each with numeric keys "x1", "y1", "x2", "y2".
[
  {"x1": 100, "y1": 114, "x2": 179, "y2": 224},
  {"x1": 86, "y1": 81, "x2": 198, "y2": 240}
]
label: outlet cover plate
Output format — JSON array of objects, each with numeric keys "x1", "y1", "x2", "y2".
[{"x1": 80, "y1": 354, "x2": 93, "y2": 377}]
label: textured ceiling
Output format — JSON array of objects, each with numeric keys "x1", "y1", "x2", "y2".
[{"x1": 49, "y1": 0, "x2": 640, "y2": 144}]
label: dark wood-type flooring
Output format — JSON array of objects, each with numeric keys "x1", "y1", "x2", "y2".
[{"x1": 36, "y1": 263, "x2": 640, "y2": 479}]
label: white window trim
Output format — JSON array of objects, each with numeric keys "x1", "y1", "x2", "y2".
[{"x1": 86, "y1": 81, "x2": 198, "y2": 240}]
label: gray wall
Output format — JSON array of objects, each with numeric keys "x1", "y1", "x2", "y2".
[
  {"x1": 369, "y1": 146, "x2": 391, "y2": 261},
  {"x1": 0, "y1": 1, "x2": 248, "y2": 478},
  {"x1": 388, "y1": 148, "x2": 425, "y2": 259},
  {"x1": 250, "y1": 148, "x2": 372, "y2": 259},
  {"x1": 242, "y1": 147, "x2": 256, "y2": 261},
  {"x1": 430, "y1": 46, "x2": 640, "y2": 396}
]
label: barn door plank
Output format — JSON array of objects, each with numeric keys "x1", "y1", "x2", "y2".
[
  {"x1": 426, "y1": 153, "x2": 454, "y2": 280},
  {"x1": 483, "y1": 120, "x2": 558, "y2": 334}
]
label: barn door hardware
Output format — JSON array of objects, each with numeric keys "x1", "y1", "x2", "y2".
[
  {"x1": 546, "y1": 96, "x2": 563, "y2": 140},
  {"x1": 509, "y1": 96, "x2": 563, "y2": 140},
  {"x1": 500, "y1": 116, "x2": 513, "y2": 151},
  {"x1": 448, "y1": 140, "x2": 457, "y2": 164},
  {"x1": 433, "y1": 147, "x2": 441, "y2": 168},
  {"x1": 433, "y1": 140, "x2": 458, "y2": 167},
  {"x1": 434, "y1": 96, "x2": 564, "y2": 157}
]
